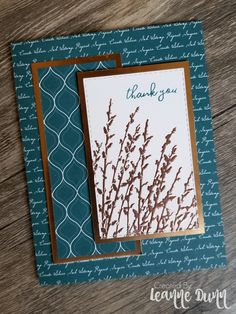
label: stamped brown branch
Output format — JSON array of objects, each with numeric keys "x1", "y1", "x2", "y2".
[{"x1": 93, "y1": 101, "x2": 199, "y2": 239}]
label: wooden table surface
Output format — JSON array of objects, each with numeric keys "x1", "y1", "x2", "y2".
[{"x1": 0, "y1": 0, "x2": 235, "y2": 313}]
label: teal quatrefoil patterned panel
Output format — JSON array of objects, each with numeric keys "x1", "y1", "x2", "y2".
[{"x1": 38, "y1": 60, "x2": 138, "y2": 259}]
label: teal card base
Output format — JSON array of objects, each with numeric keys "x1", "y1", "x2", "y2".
[{"x1": 11, "y1": 21, "x2": 227, "y2": 285}]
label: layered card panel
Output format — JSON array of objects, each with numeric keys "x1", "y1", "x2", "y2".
[
  {"x1": 32, "y1": 55, "x2": 141, "y2": 263},
  {"x1": 78, "y1": 62, "x2": 204, "y2": 242}
]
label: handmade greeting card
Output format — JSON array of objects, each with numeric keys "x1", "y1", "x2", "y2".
[
  {"x1": 78, "y1": 62, "x2": 204, "y2": 242},
  {"x1": 11, "y1": 21, "x2": 226, "y2": 285}
]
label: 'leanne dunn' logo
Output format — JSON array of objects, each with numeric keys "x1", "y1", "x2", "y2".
[
  {"x1": 126, "y1": 82, "x2": 177, "y2": 102},
  {"x1": 149, "y1": 283, "x2": 231, "y2": 310}
]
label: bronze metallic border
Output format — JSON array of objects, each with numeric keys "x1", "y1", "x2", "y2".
[
  {"x1": 31, "y1": 54, "x2": 142, "y2": 263},
  {"x1": 77, "y1": 61, "x2": 205, "y2": 244}
]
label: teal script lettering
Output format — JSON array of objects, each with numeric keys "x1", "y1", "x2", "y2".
[{"x1": 126, "y1": 82, "x2": 177, "y2": 102}]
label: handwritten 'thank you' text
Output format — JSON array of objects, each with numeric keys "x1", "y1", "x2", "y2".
[{"x1": 126, "y1": 82, "x2": 177, "y2": 102}]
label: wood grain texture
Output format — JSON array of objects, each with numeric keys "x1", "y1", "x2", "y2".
[{"x1": 0, "y1": 0, "x2": 235, "y2": 313}]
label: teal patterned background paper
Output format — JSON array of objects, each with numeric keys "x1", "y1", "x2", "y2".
[
  {"x1": 36, "y1": 59, "x2": 139, "y2": 260},
  {"x1": 11, "y1": 21, "x2": 227, "y2": 285}
]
